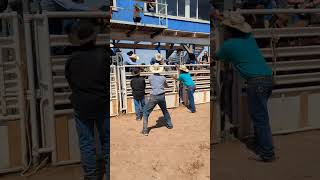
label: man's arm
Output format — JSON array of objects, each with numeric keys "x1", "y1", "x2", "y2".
[{"x1": 54, "y1": 0, "x2": 92, "y2": 11}]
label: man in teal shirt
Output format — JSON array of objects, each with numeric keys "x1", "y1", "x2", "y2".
[
  {"x1": 173, "y1": 65, "x2": 196, "y2": 113},
  {"x1": 215, "y1": 13, "x2": 275, "y2": 162}
]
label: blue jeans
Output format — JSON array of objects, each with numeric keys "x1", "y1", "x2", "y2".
[
  {"x1": 247, "y1": 78, "x2": 274, "y2": 160},
  {"x1": 74, "y1": 113, "x2": 110, "y2": 180},
  {"x1": 134, "y1": 97, "x2": 145, "y2": 119},
  {"x1": 187, "y1": 86, "x2": 196, "y2": 112},
  {"x1": 143, "y1": 94, "x2": 173, "y2": 131}
]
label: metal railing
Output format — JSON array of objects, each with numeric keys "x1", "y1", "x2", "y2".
[
  {"x1": 0, "y1": 12, "x2": 27, "y2": 174},
  {"x1": 117, "y1": 64, "x2": 210, "y2": 113},
  {"x1": 112, "y1": 0, "x2": 168, "y2": 27},
  {"x1": 24, "y1": 11, "x2": 109, "y2": 166}
]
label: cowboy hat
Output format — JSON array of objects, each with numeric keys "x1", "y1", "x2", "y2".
[
  {"x1": 131, "y1": 68, "x2": 141, "y2": 76},
  {"x1": 129, "y1": 54, "x2": 140, "y2": 60},
  {"x1": 68, "y1": 20, "x2": 97, "y2": 45},
  {"x1": 110, "y1": 44, "x2": 114, "y2": 48},
  {"x1": 222, "y1": 12, "x2": 252, "y2": 33},
  {"x1": 179, "y1": 65, "x2": 189, "y2": 72},
  {"x1": 150, "y1": 63, "x2": 164, "y2": 73},
  {"x1": 155, "y1": 53, "x2": 163, "y2": 61}
]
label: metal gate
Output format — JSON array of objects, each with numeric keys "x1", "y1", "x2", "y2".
[
  {"x1": 27, "y1": 12, "x2": 109, "y2": 165},
  {"x1": 215, "y1": 9, "x2": 320, "y2": 140},
  {"x1": 0, "y1": 12, "x2": 27, "y2": 173},
  {"x1": 118, "y1": 64, "x2": 210, "y2": 114}
]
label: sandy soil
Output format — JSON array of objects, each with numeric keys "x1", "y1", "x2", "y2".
[
  {"x1": 110, "y1": 103, "x2": 210, "y2": 180},
  {"x1": 1, "y1": 104, "x2": 210, "y2": 180},
  {"x1": 213, "y1": 130, "x2": 320, "y2": 180}
]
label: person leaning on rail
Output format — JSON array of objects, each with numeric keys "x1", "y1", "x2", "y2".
[{"x1": 214, "y1": 12, "x2": 276, "y2": 163}]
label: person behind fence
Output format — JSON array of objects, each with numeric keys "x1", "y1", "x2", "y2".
[
  {"x1": 142, "y1": 63, "x2": 173, "y2": 136},
  {"x1": 168, "y1": 48, "x2": 183, "y2": 65},
  {"x1": 172, "y1": 65, "x2": 196, "y2": 113},
  {"x1": 150, "y1": 53, "x2": 164, "y2": 65},
  {"x1": 130, "y1": 68, "x2": 146, "y2": 121},
  {"x1": 215, "y1": 12, "x2": 275, "y2": 162},
  {"x1": 200, "y1": 51, "x2": 210, "y2": 64},
  {"x1": 65, "y1": 20, "x2": 109, "y2": 180},
  {"x1": 124, "y1": 51, "x2": 139, "y2": 71}
]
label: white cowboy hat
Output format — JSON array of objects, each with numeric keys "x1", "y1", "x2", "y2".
[
  {"x1": 222, "y1": 12, "x2": 252, "y2": 33},
  {"x1": 179, "y1": 65, "x2": 189, "y2": 72},
  {"x1": 150, "y1": 63, "x2": 164, "y2": 73},
  {"x1": 129, "y1": 54, "x2": 140, "y2": 60},
  {"x1": 155, "y1": 53, "x2": 163, "y2": 61},
  {"x1": 110, "y1": 44, "x2": 114, "y2": 48}
]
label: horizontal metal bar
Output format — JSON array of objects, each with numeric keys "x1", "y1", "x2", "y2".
[
  {"x1": 0, "y1": 12, "x2": 17, "y2": 18},
  {"x1": 0, "y1": 166, "x2": 23, "y2": 174},
  {"x1": 262, "y1": 45, "x2": 320, "y2": 58},
  {"x1": 0, "y1": 115, "x2": 21, "y2": 121},
  {"x1": 268, "y1": 59, "x2": 320, "y2": 71},
  {"x1": 54, "y1": 109, "x2": 73, "y2": 115},
  {"x1": 253, "y1": 27, "x2": 320, "y2": 38},
  {"x1": 272, "y1": 85, "x2": 320, "y2": 94},
  {"x1": 273, "y1": 127, "x2": 320, "y2": 136},
  {"x1": 239, "y1": 8, "x2": 320, "y2": 14},
  {"x1": 50, "y1": 34, "x2": 109, "y2": 47},
  {"x1": 28, "y1": 11, "x2": 109, "y2": 19}
]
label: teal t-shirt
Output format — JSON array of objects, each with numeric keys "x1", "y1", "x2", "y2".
[
  {"x1": 178, "y1": 73, "x2": 195, "y2": 87},
  {"x1": 216, "y1": 34, "x2": 272, "y2": 80}
]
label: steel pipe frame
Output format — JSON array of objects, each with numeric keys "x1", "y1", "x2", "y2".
[
  {"x1": 0, "y1": 13, "x2": 28, "y2": 173},
  {"x1": 238, "y1": 8, "x2": 320, "y2": 14}
]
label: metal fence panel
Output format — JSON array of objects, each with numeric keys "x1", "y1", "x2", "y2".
[{"x1": 0, "y1": 12, "x2": 27, "y2": 174}]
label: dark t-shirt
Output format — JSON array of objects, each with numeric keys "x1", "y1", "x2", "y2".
[
  {"x1": 131, "y1": 76, "x2": 146, "y2": 100},
  {"x1": 65, "y1": 45, "x2": 108, "y2": 119}
]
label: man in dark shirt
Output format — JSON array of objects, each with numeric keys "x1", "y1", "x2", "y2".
[
  {"x1": 65, "y1": 20, "x2": 109, "y2": 180},
  {"x1": 130, "y1": 68, "x2": 146, "y2": 121}
]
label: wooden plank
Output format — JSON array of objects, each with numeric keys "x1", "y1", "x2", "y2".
[
  {"x1": 0, "y1": 125, "x2": 10, "y2": 169},
  {"x1": 210, "y1": 100, "x2": 215, "y2": 142},
  {"x1": 299, "y1": 94, "x2": 309, "y2": 128},
  {"x1": 127, "y1": 98, "x2": 133, "y2": 113},
  {"x1": 68, "y1": 117, "x2": 80, "y2": 161},
  {"x1": 55, "y1": 115, "x2": 70, "y2": 161},
  {"x1": 112, "y1": 99, "x2": 117, "y2": 116},
  {"x1": 7, "y1": 120, "x2": 22, "y2": 167}
]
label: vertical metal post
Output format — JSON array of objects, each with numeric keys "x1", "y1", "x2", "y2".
[
  {"x1": 24, "y1": 15, "x2": 40, "y2": 166},
  {"x1": 12, "y1": 13, "x2": 28, "y2": 167}
]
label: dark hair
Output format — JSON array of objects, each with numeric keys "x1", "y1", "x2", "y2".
[{"x1": 224, "y1": 26, "x2": 249, "y2": 39}]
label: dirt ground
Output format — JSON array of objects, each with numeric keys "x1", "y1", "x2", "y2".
[
  {"x1": 213, "y1": 130, "x2": 320, "y2": 180},
  {"x1": 1, "y1": 103, "x2": 210, "y2": 180}
]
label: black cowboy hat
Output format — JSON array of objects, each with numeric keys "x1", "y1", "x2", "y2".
[{"x1": 68, "y1": 20, "x2": 97, "y2": 45}]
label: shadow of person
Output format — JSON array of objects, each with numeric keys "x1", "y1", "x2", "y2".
[{"x1": 147, "y1": 117, "x2": 167, "y2": 133}]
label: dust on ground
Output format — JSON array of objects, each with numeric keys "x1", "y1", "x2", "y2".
[
  {"x1": 1, "y1": 104, "x2": 210, "y2": 180},
  {"x1": 213, "y1": 130, "x2": 320, "y2": 180}
]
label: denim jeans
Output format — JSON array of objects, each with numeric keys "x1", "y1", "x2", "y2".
[
  {"x1": 143, "y1": 94, "x2": 173, "y2": 131},
  {"x1": 134, "y1": 97, "x2": 145, "y2": 119},
  {"x1": 187, "y1": 86, "x2": 196, "y2": 112},
  {"x1": 74, "y1": 112, "x2": 110, "y2": 180},
  {"x1": 246, "y1": 78, "x2": 274, "y2": 160}
]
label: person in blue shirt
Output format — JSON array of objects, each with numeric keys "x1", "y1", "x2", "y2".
[
  {"x1": 172, "y1": 65, "x2": 196, "y2": 113},
  {"x1": 215, "y1": 13, "x2": 275, "y2": 162}
]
